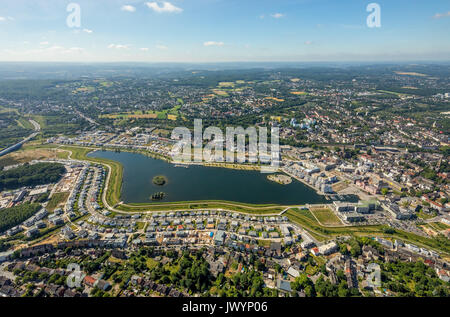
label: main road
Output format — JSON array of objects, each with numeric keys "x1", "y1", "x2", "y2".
[{"x1": 0, "y1": 119, "x2": 41, "y2": 157}]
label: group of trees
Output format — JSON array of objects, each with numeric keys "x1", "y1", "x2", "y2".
[
  {"x1": 0, "y1": 239, "x2": 10, "y2": 252},
  {"x1": 148, "y1": 251, "x2": 211, "y2": 294},
  {"x1": 211, "y1": 269, "x2": 277, "y2": 297},
  {"x1": 13, "y1": 268, "x2": 67, "y2": 288},
  {"x1": 381, "y1": 260, "x2": 449, "y2": 296},
  {"x1": 82, "y1": 251, "x2": 111, "y2": 274},
  {"x1": 291, "y1": 272, "x2": 360, "y2": 297},
  {"x1": 0, "y1": 203, "x2": 41, "y2": 233},
  {"x1": 0, "y1": 111, "x2": 32, "y2": 149},
  {"x1": 0, "y1": 162, "x2": 65, "y2": 191},
  {"x1": 339, "y1": 237, "x2": 385, "y2": 258},
  {"x1": 110, "y1": 247, "x2": 279, "y2": 297}
]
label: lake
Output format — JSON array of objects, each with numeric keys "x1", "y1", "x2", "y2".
[{"x1": 88, "y1": 150, "x2": 330, "y2": 205}]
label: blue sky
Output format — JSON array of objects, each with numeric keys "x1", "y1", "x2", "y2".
[{"x1": 0, "y1": 0, "x2": 449, "y2": 62}]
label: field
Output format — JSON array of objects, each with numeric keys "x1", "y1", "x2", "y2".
[
  {"x1": 309, "y1": 207, "x2": 343, "y2": 226},
  {"x1": 212, "y1": 89, "x2": 229, "y2": 97},
  {"x1": 427, "y1": 222, "x2": 450, "y2": 231},
  {"x1": 72, "y1": 86, "x2": 95, "y2": 93},
  {"x1": 290, "y1": 91, "x2": 307, "y2": 95},
  {"x1": 0, "y1": 106, "x2": 19, "y2": 114},
  {"x1": 377, "y1": 90, "x2": 411, "y2": 97},
  {"x1": 332, "y1": 181, "x2": 349, "y2": 192},
  {"x1": 0, "y1": 146, "x2": 66, "y2": 169},
  {"x1": 16, "y1": 118, "x2": 34, "y2": 130},
  {"x1": 417, "y1": 210, "x2": 436, "y2": 220},
  {"x1": 218, "y1": 82, "x2": 235, "y2": 88},
  {"x1": 100, "y1": 106, "x2": 181, "y2": 120},
  {"x1": 394, "y1": 71, "x2": 427, "y2": 77},
  {"x1": 46, "y1": 192, "x2": 70, "y2": 212},
  {"x1": 264, "y1": 97, "x2": 285, "y2": 102}
]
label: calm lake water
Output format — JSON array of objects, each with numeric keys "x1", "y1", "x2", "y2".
[{"x1": 88, "y1": 150, "x2": 329, "y2": 205}]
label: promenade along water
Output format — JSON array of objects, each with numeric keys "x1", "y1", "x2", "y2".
[{"x1": 88, "y1": 150, "x2": 329, "y2": 205}]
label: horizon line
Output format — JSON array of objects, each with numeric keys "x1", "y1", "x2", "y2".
[{"x1": 0, "y1": 60, "x2": 450, "y2": 64}]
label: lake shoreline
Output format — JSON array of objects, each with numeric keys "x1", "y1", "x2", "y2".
[{"x1": 88, "y1": 150, "x2": 329, "y2": 205}]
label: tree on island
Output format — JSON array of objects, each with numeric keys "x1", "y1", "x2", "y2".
[{"x1": 152, "y1": 175, "x2": 167, "y2": 186}]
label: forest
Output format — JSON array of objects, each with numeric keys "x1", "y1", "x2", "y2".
[
  {"x1": 0, "y1": 162, "x2": 66, "y2": 191},
  {"x1": 0, "y1": 203, "x2": 41, "y2": 233}
]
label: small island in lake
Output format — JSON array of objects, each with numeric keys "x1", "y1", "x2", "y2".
[
  {"x1": 152, "y1": 175, "x2": 167, "y2": 186},
  {"x1": 151, "y1": 192, "x2": 166, "y2": 200},
  {"x1": 267, "y1": 174, "x2": 292, "y2": 185}
]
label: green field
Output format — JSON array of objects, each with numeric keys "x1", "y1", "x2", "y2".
[
  {"x1": 100, "y1": 105, "x2": 181, "y2": 121},
  {"x1": 427, "y1": 222, "x2": 450, "y2": 231},
  {"x1": 46, "y1": 192, "x2": 70, "y2": 212},
  {"x1": 309, "y1": 208, "x2": 343, "y2": 226}
]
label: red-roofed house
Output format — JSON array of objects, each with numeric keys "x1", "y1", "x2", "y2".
[{"x1": 83, "y1": 275, "x2": 97, "y2": 288}]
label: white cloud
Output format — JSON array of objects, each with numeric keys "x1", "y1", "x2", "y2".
[
  {"x1": 271, "y1": 13, "x2": 285, "y2": 19},
  {"x1": 47, "y1": 46, "x2": 64, "y2": 52},
  {"x1": 83, "y1": 29, "x2": 93, "y2": 34},
  {"x1": 2, "y1": 45, "x2": 86, "y2": 60},
  {"x1": 66, "y1": 47, "x2": 84, "y2": 54},
  {"x1": 304, "y1": 41, "x2": 313, "y2": 45},
  {"x1": 40, "y1": 41, "x2": 49, "y2": 46},
  {"x1": 156, "y1": 44, "x2": 168, "y2": 50},
  {"x1": 146, "y1": 2, "x2": 183, "y2": 14},
  {"x1": 121, "y1": 5, "x2": 136, "y2": 12},
  {"x1": 140, "y1": 48, "x2": 150, "y2": 51},
  {"x1": 203, "y1": 41, "x2": 225, "y2": 47},
  {"x1": 433, "y1": 11, "x2": 450, "y2": 19},
  {"x1": 108, "y1": 44, "x2": 130, "y2": 50},
  {"x1": 0, "y1": 16, "x2": 14, "y2": 22}
]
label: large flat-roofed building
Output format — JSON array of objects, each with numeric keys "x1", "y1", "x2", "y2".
[
  {"x1": 318, "y1": 241, "x2": 338, "y2": 255},
  {"x1": 333, "y1": 201, "x2": 355, "y2": 212},
  {"x1": 334, "y1": 200, "x2": 378, "y2": 214},
  {"x1": 214, "y1": 230, "x2": 225, "y2": 245},
  {"x1": 343, "y1": 213, "x2": 365, "y2": 223}
]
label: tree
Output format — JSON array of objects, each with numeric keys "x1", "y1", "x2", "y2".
[{"x1": 339, "y1": 243, "x2": 349, "y2": 255}]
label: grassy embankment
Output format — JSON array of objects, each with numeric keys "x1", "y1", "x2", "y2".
[{"x1": 309, "y1": 207, "x2": 343, "y2": 226}]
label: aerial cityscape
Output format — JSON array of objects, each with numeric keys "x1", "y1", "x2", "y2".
[{"x1": 0, "y1": 0, "x2": 449, "y2": 302}]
